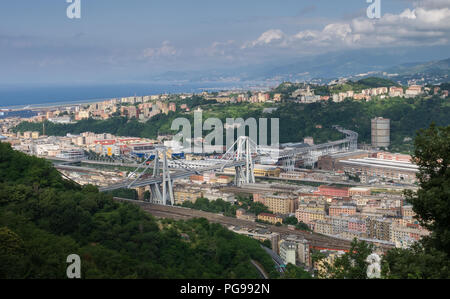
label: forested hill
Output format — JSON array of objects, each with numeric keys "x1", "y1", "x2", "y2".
[
  {"x1": 0, "y1": 142, "x2": 297, "y2": 279},
  {"x1": 13, "y1": 95, "x2": 450, "y2": 153},
  {"x1": 273, "y1": 77, "x2": 399, "y2": 97}
]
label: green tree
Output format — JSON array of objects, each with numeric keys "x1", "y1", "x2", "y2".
[
  {"x1": 405, "y1": 124, "x2": 450, "y2": 253},
  {"x1": 284, "y1": 216, "x2": 298, "y2": 225},
  {"x1": 382, "y1": 124, "x2": 450, "y2": 279},
  {"x1": 283, "y1": 263, "x2": 312, "y2": 279},
  {"x1": 315, "y1": 239, "x2": 375, "y2": 279},
  {"x1": 382, "y1": 243, "x2": 450, "y2": 279},
  {"x1": 0, "y1": 227, "x2": 26, "y2": 279},
  {"x1": 0, "y1": 144, "x2": 280, "y2": 279},
  {"x1": 295, "y1": 221, "x2": 311, "y2": 231}
]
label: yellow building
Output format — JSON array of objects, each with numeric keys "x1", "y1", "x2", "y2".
[
  {"x1": 401, "y1": 205, "x2": 416, "y2": 218},
  {"x1": 257, "y1": 213, "x2": 283, "y2": 225},
  {"x1": 76, "y1": 110, "x2": 90, "y2": 120},
  {"x1": 296, "y1": 208, "x2": 326, "y2": 225},
  {"x1": 261, "y1": 194, "x2": 296, "y2": 215},
  {"x1": 297, "y1": 202, "x2": 326, "y2": 213},
  {"x1": 315, "y1": 250, "x2": 346, "y2": 278},
  {"x1": 174, "y1": 188, "x2": 203, "y2": 205},
  {"x1": 273, "y1": 93, "x2": 282, "y2": 102},
  {"x1": 253, "y1": 165, "x2": 281, "y2": 177},
  {"x1": 217, "y1": 176, "x2": 233, "y2": 184},
  {"x1": 31, "y1": 131, "x2": 40, "y2": 139},
  {"x1": 224, "y1": 164, "x2": 281, "y2": 177}
]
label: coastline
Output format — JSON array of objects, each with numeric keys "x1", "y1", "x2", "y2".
[
  {"x1": 2, "y1": 97, "x2": 113, "y2": 111},
  {"x1": 0, "y1": 81, "x2": 274, "y2": 111}
]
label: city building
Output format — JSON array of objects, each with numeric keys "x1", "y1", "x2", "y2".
[
  {"x1": 315, "y1": 185, "x2": 349, "y2": 198},
  {"x1": 329, "y1": 205, "x2": 357, "y2": 217},
  {"x1": 405, "y1": 85, "x2": 423, "y2": 97},
  {"x1": 348, "y1": 187, "x2": 371, "y2": 197},
  {"x1": 253, "y1": 165, "x2": 281, "y2": 177},
  {"x1": 254, "y1": 193, "x2": 297, "y2": 215},
  {"x1": 56, "y1": 149, "x2": 85, "y2": 160},
  {"x1": 312, "y1": 219, "x2": 333, "y2": 235},
  {"x1": 279, "y1": 241, "x2": 297, "y2": 265},
  {"x1": 236, "y1": 209, "x2": 256, "y2": 222},
  {"x1": 389, "y1": 87, "x2": 404, "y2": 97},
  {"x1": 315, "y1": 250, "x2": 346, "y2": 277},
  {"x1": 348, "y1": 218, "x2": 367, "y2": 232},
  {"x1": 366, "y1": 218, "x2": 392, "y2": 242},
  {"x1": 296, "y1": 208, "x2": 326, "y2": 225},
  {"x1": 257, "y1": 213, "x2": 283, "y2": 225},
  {"x1": 174, "y1": 188, "x2": 203, "y2": 205}
]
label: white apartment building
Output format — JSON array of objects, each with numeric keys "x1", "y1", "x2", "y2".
[{"x1": 279, "y1": 241, "x2": 297, "y2": 266}]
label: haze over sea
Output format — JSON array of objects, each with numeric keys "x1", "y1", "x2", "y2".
[{"x1": 0, "y1": 82, "x2": 239, "y2": 108}]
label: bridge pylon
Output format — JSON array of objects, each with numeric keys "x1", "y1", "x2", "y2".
[
  {"x1": 148, "y1": 148, "x2": 174, "y2": 206},
  {"x1": 232, "y1": 136, "x2": 256, "y2": 187},
  {"x1": 127, "y1": 147, "x2": 174, "y2": 206}
]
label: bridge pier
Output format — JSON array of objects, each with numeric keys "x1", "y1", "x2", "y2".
[{"x1": 137, "y1": 186, "x2": 146, "y2": 201}]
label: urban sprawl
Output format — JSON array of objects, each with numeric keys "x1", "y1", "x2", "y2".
[{"x1": 1, "y1": 80, "x2": 446, "y2": 274}]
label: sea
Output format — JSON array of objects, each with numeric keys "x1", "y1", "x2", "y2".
[{"x1": 0, "y1": 82, "x2": 242, "y2": 109}]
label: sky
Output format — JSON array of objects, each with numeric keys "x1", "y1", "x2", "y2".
[{"x1": 1, "y1": 0, "x2": 450, "y2": 85}]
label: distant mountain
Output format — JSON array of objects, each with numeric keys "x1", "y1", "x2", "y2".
[
  {"x1": 381, "y1": 58, "x2": 450, "y2": 85},
  {"x1": 258, "y1": 50, "x2": 391, "y2": 81},
  {"x1": 257, "y1": 51, "x2": 450, "y2": 83},
  {"x1": 144, "y1": 48, "x2": 450, "y2": 85},
  {"x1": 386, "y1": 58, "x2": 450, "y2": 76}
]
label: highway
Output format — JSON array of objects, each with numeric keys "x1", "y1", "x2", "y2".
[
  {"x1": 113, "y1": 197, "x2": 354, "y2": 251},
  {"x1": 99, "y1": 160, "x2": 246, "y2": 192}
]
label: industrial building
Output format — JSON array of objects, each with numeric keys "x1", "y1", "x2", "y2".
[
  {"x1": 317, "y1": 151, "x2": 369, "y2": 171},
  {"x1": 338, "y1": 157, "x2": 418, "y2": 184},
  {"x1": 371, "y1": 117, "x2": 390, "y2": 148}
]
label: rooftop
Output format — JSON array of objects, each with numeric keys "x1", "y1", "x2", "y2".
[{"x1": 340, "y1": 158, "x2": 419, "y2": 172}]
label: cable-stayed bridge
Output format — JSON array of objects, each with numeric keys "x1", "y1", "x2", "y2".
[{"x1": 90, "y1": 126, "x2": 358, "y2": 206}]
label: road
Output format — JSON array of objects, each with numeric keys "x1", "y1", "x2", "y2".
[
  {"x1": 113, "y1": 197, "x2": 354, "y2": 251},
  {"x1": 250, "y1": 260, "x2": 269, "y2": 279},
  {"x1": 261, "y1": 245, "x2": 286, "y2": 274}
]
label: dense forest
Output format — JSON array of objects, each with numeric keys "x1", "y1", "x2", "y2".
[
  {"x1": 0, "y1": 142, "x2": 293, "y2": 279},
  {"x1": 13, "y1": 95, "x2": 450, "y2": 153}
]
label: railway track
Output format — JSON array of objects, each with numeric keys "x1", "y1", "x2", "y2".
[{"x1": 114, "y1": 197, "x2": 353, "y2": 250}]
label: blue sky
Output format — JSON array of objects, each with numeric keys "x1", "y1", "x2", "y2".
[{"x1": 1, "y1": 0, "x2": 449, "y2": 85}]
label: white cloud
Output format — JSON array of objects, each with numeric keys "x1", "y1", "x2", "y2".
[
  {"x1": 242, "y1": 29, "x2": 286, "y2": 48},
  {"x1": 242, "y1": 1, "x2": 450, "y2": 53},
  {"x1": 142, "y1": 41, "x2": 179, "y2": 59},
  {"x1": 197, "y1": 40, "x2": 237, "y2": 61}
]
